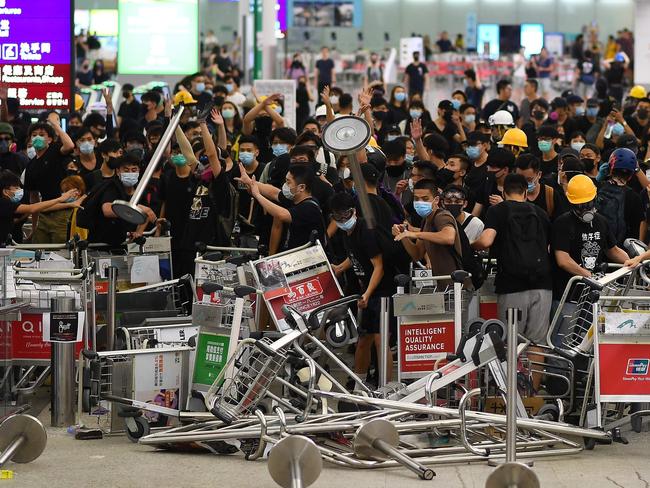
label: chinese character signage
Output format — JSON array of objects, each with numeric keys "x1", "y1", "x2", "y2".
[{"x1": 0, "y1": 0, "x2": 73, "y2": 110}]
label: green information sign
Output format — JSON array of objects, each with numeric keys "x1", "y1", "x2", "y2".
[{"x1": 192, "y1": 332, "x2": 230, "y2": 388}]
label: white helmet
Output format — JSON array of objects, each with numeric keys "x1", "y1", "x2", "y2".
[{"x1": 488, "y1": 110, "x2": 514, "y2": 127}]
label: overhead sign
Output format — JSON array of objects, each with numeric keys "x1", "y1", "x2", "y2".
[
  {"x1": 0, "y1": 0, "x2": 73, "y2": 110},
  {"x1": 118, "y1": 0, "x2": 199, "y2": 75}
]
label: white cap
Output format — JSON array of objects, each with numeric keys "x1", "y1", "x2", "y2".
[
  {"x1": 315, "y1": 105, "x2": 327, "y2": 118},
  {"x1": 488, "y1": 110, "x2": 514, "y2": 127}
]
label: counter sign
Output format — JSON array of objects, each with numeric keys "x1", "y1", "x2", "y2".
[{"x1": 0, "y1": 0, "x2": 73, "y2": 109}]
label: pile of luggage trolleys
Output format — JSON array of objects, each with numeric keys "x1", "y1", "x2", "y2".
[{"x1": 67, "y1": 237, "x2": 650, "y2": 486}]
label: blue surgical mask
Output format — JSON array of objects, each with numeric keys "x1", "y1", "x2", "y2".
[
  {"x1": 282, "y1": 182, "x2": 295, "y2": 200},
  {"x1": 395, "y1": 92, "x2": 406, "y2": 103},
  {"x1": 225, "y1": 83, "x2": 233, "y2": 92},
  {"x1": 26, "y1": 147, "x2": 36, "y2": 159},
  {"x1": 65, "y1": 196, "x2": 76, "y2": 203},
  {"x1": 222, "y1": 108, "x2": 236, "y2": 119},
  {"x1": 386, "y1": 135, "x2": 398, "y2": 142},
  {"x1": 119, "y1": 172, "x2": 139, "y2": 187},
  {"x1": 527, "y1": 181, "x2": 536, "y2": 193},
  {"x1": 240, "y1": 151, "x2": 255, "y2": 166},
  {"x1": 336, "y1": 215, "x2": 357, "y2": 232},
  {"x1": 612, "y1": 123, "x2": 625, "y2": 136},
  {"x1": 171, "y1": 154, "x2": 186, "y2": 166},
  {"x1": 466, "y1": 145, "x2": 481, "y2": 160},
  {"x1": 575, "y1": 107, "x2": 585, "y2": 117},
  {"x1": 31, "y1": 135, "x2": 47, "y2": 151},
  {"x1": 464, "y1": 114, "x2": 475, "y2": 125},
  {"x1": 274, "y1": 105, "x2": 283, "y2": 115},
  {"x1": 538, "y1": 140, "x2": 553, "y2": 153},
  {"x1": 409, "y1": 110, "x2": 422, "y2": 119},
  {"x1": 272, "y1": 144, "x2": 288, "y2": 157},
  {"x1": 586, "y1": 107, "x2": 599, "y2": 118},
  {"x1": 405, "y1": 153, "x2": 414, "y2": 165},
  {"x1": 414, "y1": 201, "x2": 433, "y2": 218},
  {"x1": 79, "y1": 141, "x2": 95, "y2": 155},
  {"x1": 452, "y1": 99, "x2": 462, "y2": 110},
  {"x1": 195, "y1": 82, "x2": 206, "y2": 93},
  {"x1": 571, "y1": 141, "x2": 585, "y2": 152},
  {"x1": 9, "y1": 188, "x2": 23, "y2": 203}
]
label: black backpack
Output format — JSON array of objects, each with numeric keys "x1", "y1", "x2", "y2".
[
  {"x1": 500, "y1": 202, "x2": 550, "y2": 280},
  {"x1": 75, "y1": 178, "x2": 120, "y2": 231},
  {"x1": 596, "y1": 182, "x2": 626, "y2": 244}
]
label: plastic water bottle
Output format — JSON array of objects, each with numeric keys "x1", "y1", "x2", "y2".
[{"x1": 604, "y1": 120, "x2": 614, "y2": 139}]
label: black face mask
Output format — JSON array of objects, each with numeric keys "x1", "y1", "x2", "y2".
[
  {"x1": 66, "y1": 168, "x2": 79, "y2": 176},
  {"x1": 580, "y1": 157, "x2": 596, "y2": 172},
  {"x1": 638, "y1": 109, "x2": 649, "y2": 120},
  {"x1": 107, "y1": 157, "x2": 120, "y2": 170},
  {"x1": 444, "y1": 203, "x2": 463, "y2": 218},
  {"x1": 532, "y1": 110, "x2": 546, "y2": 121},
  {"x1": 435, "y1": 168, "x2": 456, "y2": 187},
  {"x1": 385, "y1": 164, "x2": 405, "y2": 177},
  {"x1": 373, "y1": 111, "x2": 388, "y2": 121}
]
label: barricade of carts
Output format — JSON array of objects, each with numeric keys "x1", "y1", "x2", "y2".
[{"x1": 6, "y1": 234, "x2": 650, "y2": 485}]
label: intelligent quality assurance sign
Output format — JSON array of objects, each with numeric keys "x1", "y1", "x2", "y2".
[{"x1": 0, "y1": 0, "x2": 73, "y2": 109}]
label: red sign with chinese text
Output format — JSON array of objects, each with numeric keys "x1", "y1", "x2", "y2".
[
  {"x1": 598, "y1": 342, "x2": 650, "y2": 399},
  {"x1": 267, "y1": 271, "x2": 341, "y2": 323}
]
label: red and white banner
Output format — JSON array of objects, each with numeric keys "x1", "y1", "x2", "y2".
[
  {"x1": 597, "y1": 342, "x2": 650, "y2": 402},
  {"x1": 398, "y1": 320, "x2": 455, "y2": 377}
]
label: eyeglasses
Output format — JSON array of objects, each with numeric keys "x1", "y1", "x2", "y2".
[{"x1": 331, "y1": 209, "x2": 354, "y2": 222}]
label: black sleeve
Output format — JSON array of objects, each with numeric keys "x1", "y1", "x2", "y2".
[
  {"x1": 0, "y1": 199, "x2": 18, "y2": 218},
  {"x1": 361, "y1": 227, "x2": 382, "y2": 260},
  {"x1": 625, "y1": 189, "x2": 643, "y2": 239},
  {"x1": 484, "y1": 203, "x2": 504, "y2": 232},
  {"x1": 551, "y1": 215, "x2": 572, "y2": 253},
  {"x1": 105, "y1": 113, "x2": 115, "y2": 139},
  {"x1": 288, "y1": 200, "x2": 321, "y2": 227}
]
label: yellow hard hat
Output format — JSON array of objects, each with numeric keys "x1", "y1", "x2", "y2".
[
  {"x1": 367, "y1": 136, "x2": 379, "y2": 148},
  {"x1": 173, "y1": 90, "x2": 197, "y2": 106},
  {"x1": 499, "y1": 128, "x2": 528, "y2": 148},
  {"x1": 629, "y1": 85, "x2": 647, "y2": 99},
  {"x1": 74, "y1": 93, "x2": 84, "y2": 111},
  {"x1": 566, "y1": 174, "x2": 597, "y2": 204}
]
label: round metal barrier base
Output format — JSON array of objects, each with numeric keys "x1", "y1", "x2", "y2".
[
  {"x1": 268, "y1": 435, "x2": 322, "y2": 488},
  {"x1": 0, "y1": 415, "x2": 47, "y2": 464},
  {"x1": 353, "y1": 418, "x2": 399, "y2": 461},
  {"x1": 111, "y1": 200, "x2": 147, "y2": 225},
  {"x1": 321, "y1": 116, "x2": 372, "y2": 154},
  {"x1": 485, "y1": 462, "x2": 540, "y2": 488}
]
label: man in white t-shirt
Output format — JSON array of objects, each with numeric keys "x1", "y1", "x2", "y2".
[{"x1": 441, "y1": 185, "x2": 484, "y2": 242}]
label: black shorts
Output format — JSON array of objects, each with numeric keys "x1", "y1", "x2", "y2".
[{"x1": 359, "y1": 295, "x2": 396, "y2": 335}]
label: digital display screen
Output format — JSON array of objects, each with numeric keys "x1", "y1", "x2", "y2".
[
  {"x1": 90, "y1": 10, "x2": 119, "y2": 37},
  {"x1": 521, "y1": 24, "x2": 544, "y2": 58},
  {"x1": 0, "y1": 0, "x2": 73, "y2": 110},
  {"x1": 288, "y1": 0, "x2": 361, "y2": 28},
  {"x1": 118, "y1": 0, "x2": 199, "y2": 75},
  {"x1": 477, "y1": 24, "x2": 499, "y2": 60}
]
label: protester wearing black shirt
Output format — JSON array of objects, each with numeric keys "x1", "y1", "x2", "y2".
[
  {"x1": 330, "y1": 192, "x2": 394, "y2": 385},
  {"x1": 481, "y1": 79, "x2": 519, "y2": 122},
  {"x1": 118, "y1": 84, "x2": 142, "y2": 126},
  {"x1": 404, "y1": 52, "x2": 429, "y2": 97},
  {"x1": 0, "y1": 123, "x2": 26, "y2": 177},
  {"x1": 315, "y1": 47, "x2": 335, "y2": 102}
]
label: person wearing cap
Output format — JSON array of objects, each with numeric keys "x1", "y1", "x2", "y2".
[
  {"x1": 595, "y1": 147, "x2": 643, "y2": 245},
  {"x1": 549, "y1": 97, "x2": 577, "y2": 141},
  {"x1": 623, "y1": 85, "x2": 648, "y2": 118},
  {"x1": 552, "y1": 174, "x2": 628, "y2": 300},
  {"x1": 577, "y1": 98, "x2": 601, "y2": 136},
  {"x1": 470, "y1": 147, "x2": 514, "y2": 218},
  {"x1": 0, "y1": 122, "x2": 26, "y2": 177},
  {"x1": 535, "y1": 125, "x2": 561, "y2": 176},
  {"x1": 482, "y1": 79, "x2": 519, "y2": 123},
  {"x1": 624, "y1": 97, "x2": 650, "y2": 140},
  {"x1": 118, "y1": 83, "x2": 142, "y2": 127},
  {"x1": 430, "y1": 100, "x2": 466, "y2": 153}
]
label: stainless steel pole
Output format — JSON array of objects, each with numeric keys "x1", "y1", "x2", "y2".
[
  {"x1": 112, "y1": 105, "x2": 185, "y2": 224},
  {"x1": 106, "y1": 266, "x2": 118, "y2": 351},
  {"x1": 51, "y1": 297, "x2": 77, "y2": 427},
  {"x1": 505, "y1": 307, "x2": 520, "y2": 463},
  {"x1": 379, "y1": 297, "x2": 390, "y2": 388}
]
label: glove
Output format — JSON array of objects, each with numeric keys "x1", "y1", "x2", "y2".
[{"x1": 596, "y1": 162, "x2": 610, "y2": 182}]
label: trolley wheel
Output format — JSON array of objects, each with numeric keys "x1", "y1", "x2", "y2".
[
  {"x1": 325, "y1": 322, "x2": 351, "y2": 348},
  {"x1": 82, "y1": 388, "x2": 91, "y2": 413},
  {"x1": 535, "y1": 404, "x2": 560, "y2": 422},
  {"x1": 631, "y1": 414, "x2": 643, "y2": 433},
  {"x1": 467, "y1": 318, "x2": 485, "y2": 338},
  {"x1": 480, "y1": 319, "x2": 506, "y2": 342},
  {"x1": 584, "y1": 437, "x2": 597, "y2": 450},
  {"x1": 125, "y1": 416, "x2": 150, "y2": 443}
]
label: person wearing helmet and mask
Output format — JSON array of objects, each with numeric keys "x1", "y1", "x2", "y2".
[
  {"x1": 482, "y1": 79, "x2": 519, "y2": 122},
  {"x1": 594, "y1": 147, "x2": 643, "y2": 245},
  {"x1": 552, "y1": 174, "x2": 628, "y2": 300},
  {"x1": 499, "y1": 128, "x2": 528, "y2": 158},
  {"x1": 623, "y1": 84, "x2": 648, "y2": 118},
  {"x1": 487, "y1": 109, "x2": 514, "y2": 144}
]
